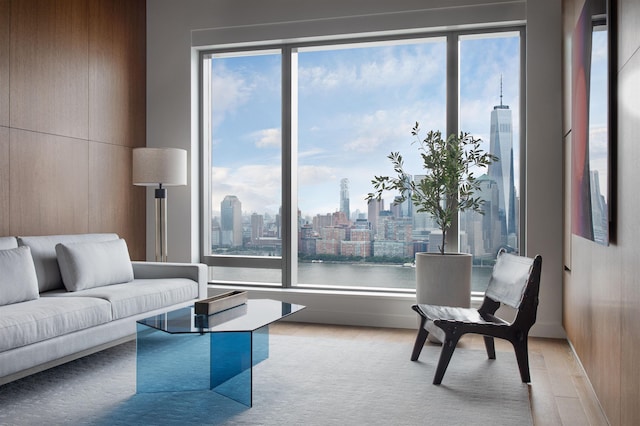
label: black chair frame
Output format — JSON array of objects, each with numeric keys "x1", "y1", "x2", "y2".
[{"x1": 410, "y1": 252, "x2": 542, "y2": 385}]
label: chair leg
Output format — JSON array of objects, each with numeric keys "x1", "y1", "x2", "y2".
[
  {"x1": 483, "y1": 336, "x2": 496, "y2": 359},
  {"x1": 411, "y1": 317, "x2": 429, "y2": 361},
  {"x1": 512, "y1": 337, "x2": 531, "y2": 383},
  {"x1": 433, "y1": 335, "x2": 460, "y2": 385}
]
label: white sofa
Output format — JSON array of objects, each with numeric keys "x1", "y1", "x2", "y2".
[{"x1": 0, "y1": 233, "x2": 207, "y2": 385}]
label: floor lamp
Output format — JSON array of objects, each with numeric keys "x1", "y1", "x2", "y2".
[{"x1": 132, "y1": 148, "x2": 187, "y2": 262}]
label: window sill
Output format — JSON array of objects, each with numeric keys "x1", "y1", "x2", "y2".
[{"x1": 206, "y1": 283, "x2": 484, "y2": 328}]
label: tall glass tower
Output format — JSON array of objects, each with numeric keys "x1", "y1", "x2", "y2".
[
  {"x1": 221, "y1": 195, "x2": 243, "y2": 247},
  {"x1": 487, "y1": 81, "x2": 517, "y2": 248},
  {"x1": 340, "y1": 178, "x2": 350, "y2": 221}
]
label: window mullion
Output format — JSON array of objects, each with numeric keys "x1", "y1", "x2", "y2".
[
  {"x1": 446, "y1": 33, "x2": 460, "y2": 253},
  {"x1": 282, "y1": 46, "x2": 296, "y2": 288},
  {"x1": 519, "y1": 28, "x2": 526, "y2": 255}
]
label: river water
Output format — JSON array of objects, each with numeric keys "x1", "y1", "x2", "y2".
[{"x1": 211, "y1": 262, "x2": 493, "y2": 293}]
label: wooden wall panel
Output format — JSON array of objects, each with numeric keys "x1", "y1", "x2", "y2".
[
  {"x1": 0, "y1": 0, "x2": 9, "y2": 127},
  {"x1": 590, "y1": 244, "x2": 622, "y2": 426},
  {"x1": 618, "y1": 47, "x2": 640, "y2": 426},
  {"x1": 89, "y1": 0, "x2": 146, "y2": 147},
  {"x1": 9, "y1": 129, "x2": 89, "y2": 236},
  {"x1": 2, "y1": 0, "x2": 146, "y2": 256},
  {"x1": 0, "y1": 127, "x2": 8, "y2": 235},
  {"x1": 563, "y1": 0, "x2": 640, "y2": 424},
  {"x1": 10, "y1": 0, "x2": 89, "y2": 139},
  {"x1": 88, "y1": 142, "x2": 145, "y2": 260}
]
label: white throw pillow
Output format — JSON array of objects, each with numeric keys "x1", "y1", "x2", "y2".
[
  {"x1": 0, "y1": 236, "x2": 18, "y2": 250},
  {"x1": 18, "y1": 233, "x2": 120, "y2": 292},
  {"x1": 55, "y1": 238, "x2": 134, "y2": 292},
  {"x1": 0, "y1": 246, "x2": 40, "y2": 305}
]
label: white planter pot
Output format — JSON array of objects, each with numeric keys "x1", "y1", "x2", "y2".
[
  {"x1": 415, "y1": 252, "x2": 472, "y2": 308},
  {"x1": 415, "y1": 252, "x2": 472, "y2": 343}
]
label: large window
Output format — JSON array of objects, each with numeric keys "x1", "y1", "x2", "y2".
[
  {"x1": 202, "y1": 28, "x2": 524, "y2": 293},
  {"x1": 204, "y1": 50, "x2": 283, "y2": 285},
  {"x1": 458, "y1": 32, "x2": 522, "y2": 291}
]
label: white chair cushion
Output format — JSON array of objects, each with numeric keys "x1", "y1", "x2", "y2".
[
  {"x1": 0, "y1": 296, "x2": 112, "y2": 352},
  {"x1": 56, "y1": 239, "x2": 134, "y2": 292},
  {"x1": 0, "y1": 246, "x2": 40, "y2": 306},
  {"x1": 485, "y1": 252, "x2": 534, "y2": 308},
  {"x1": 45, "y1": 278, "x2": 198, "y2": 320}
]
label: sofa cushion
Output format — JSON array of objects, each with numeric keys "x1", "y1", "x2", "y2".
[
  {"x1": 0, "y1": 236, "x2": 18, "y2": 250},
  {"x1": 0, "y1": 296, "x2": 112, "y2": 353},
  {"x1": 44, "y1": 278, "x2": 198, "y2": 320},
  {"x1": 18, "y1": 234, "x2": 119, "y2": 293},
  {"x1": 56, "y1": 239, "x2": 134, "y2": 292},
  {"x1": 0, "y1": 246, "x2": 40, "y2": 306}
]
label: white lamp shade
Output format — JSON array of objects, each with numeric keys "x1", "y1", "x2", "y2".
[{"x1": 132, "y1": 148, "x2": 187, "y2": 186}]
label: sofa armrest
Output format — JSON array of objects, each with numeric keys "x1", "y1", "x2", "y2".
[{"x1": 131, "y1": 262, "x2": 207, "y2": 300}]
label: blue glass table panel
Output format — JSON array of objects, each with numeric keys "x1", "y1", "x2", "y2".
[{"x1": 136, "y1": 299, "x2": 304, "y2": 406}]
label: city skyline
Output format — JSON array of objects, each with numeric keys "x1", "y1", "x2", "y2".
[
  {"x1": 211, "y1": 97, "x2": 517, "y2": 260},
  {"x1": 210, "y1": 63, "x2": 519, "y2": 261}
]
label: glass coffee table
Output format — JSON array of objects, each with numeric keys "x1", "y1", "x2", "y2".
[{"x1": 136, "y1": 299, "x2": 305, "y2": 407}]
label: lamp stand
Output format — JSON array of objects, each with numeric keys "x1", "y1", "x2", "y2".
[{"x1": 155, "y1": 185, "x2": 168, "y2": 262}]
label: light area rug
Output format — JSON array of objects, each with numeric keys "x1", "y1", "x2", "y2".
[{"x1": 0, "y1": 335, "x2": 533, "y2": 426}]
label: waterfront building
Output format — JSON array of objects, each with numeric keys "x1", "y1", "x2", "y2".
[{"x1": 220, "y1": 195, "x2": 243, "y2": 247}]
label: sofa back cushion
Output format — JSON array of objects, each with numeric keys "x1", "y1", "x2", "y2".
[
  {"x1": 17, "y1": 233, "x2": 119, "y2": 293},
  {"x1": 0, "y1": 246, "x2": 40, "y2": 305},
  {"x1": 56, "y1": 238, "x2": 134, "y2": 291},
  {"x1": 0, "y1": 236, "x2": 18, "y2": 250}
]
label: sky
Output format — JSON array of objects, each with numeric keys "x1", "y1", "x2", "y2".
[{"x1": 208, "y1": 32, "x2": 522, "y2": 220}]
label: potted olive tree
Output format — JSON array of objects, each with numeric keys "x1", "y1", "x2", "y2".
[{"x1": 367, "y1": 122, "x2": 497, "y2": 315}]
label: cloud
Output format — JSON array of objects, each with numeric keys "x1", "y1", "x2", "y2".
[
  {"x1": 210, "y1": 55, "x2": 280, "y2": 130},
  {"x1": 300, "y1": 65, "x2": 352, "y2": 90},
  {"x1": 211, "y1": 165, "x2": 281, "y2": 214},
  {"x1": 343, "y1": 110, "x2": 399, "y2": 152},
  {"x1": 299, "y1": 147, "x2": 326, "y2": 159},
  {"x1": 589, "y1": 126, "x2": 608, "y2": 158},
  {"x1": 298, "y1": 42, "x2": 445, "y2": 94},
  {"x1": 339, "y1": 103, "x2": 445, "y2": 154},
  {"x1": 211, "y1": 64, "x2": 254, "y2": 128},
  {"x1": 252, "y1": 128, "x2": 281, "y2": 148},
  {"x1": 299, "y1": 165, "x2": 336, "y2": 185},
  {"x1": 591, "y1": 29, "x2": 608, "y2": 62}
]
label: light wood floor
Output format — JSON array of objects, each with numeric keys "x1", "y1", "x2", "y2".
[{"x1": 271, "y1": 322, "x2": 609, "y2": 426}]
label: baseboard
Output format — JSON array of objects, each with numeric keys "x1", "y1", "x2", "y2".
[
  {"x1": 566, "y1": 339, "x2": 610, "y2": 426},
  {"x1": 529, "y1": 321, "x2": 566, "y2": 339}
]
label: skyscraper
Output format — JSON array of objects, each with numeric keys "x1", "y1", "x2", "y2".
[
  {"x1": 250, "y1": 213, "x2": 264, "y2": 245},
  {"x1": 590, "y1": 170, "x2": 608, "y2": 244},
  {"x1": 340, "y1": 178, "x2": 350, "y2": 221},
  {"x1": 487, "y1": 80, "x2": 517, "y2": 246},
  {"x1": 398, "y1": 173, "x2": 413, "y2": 218},
  {"x1": 220, "y1": 195, "x2": 243, "y2": 247},
  {"x1": 412, "y1": 174, "x2": 437, "y2": 232},
  {"x1": 367, "y1": 198, "x2": 383, "y2": 235}
]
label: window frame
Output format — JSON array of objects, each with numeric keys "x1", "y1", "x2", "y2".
[{"x1": 199, "y1": 26, "x2": 526, "y2": 293}]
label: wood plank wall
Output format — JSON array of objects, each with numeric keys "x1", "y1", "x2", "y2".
[
  {"x1": 563, "y1": 0, "x2": 640, "y2": 425},
  {"x1": 0, "y1": 0, "x2": 146, "y2": 259}
]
